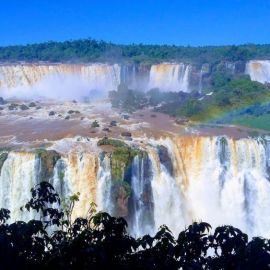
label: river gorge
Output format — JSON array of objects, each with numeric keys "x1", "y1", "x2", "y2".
[{"x1": 1, "y1": 60, "x2": 270, "y2": 239}]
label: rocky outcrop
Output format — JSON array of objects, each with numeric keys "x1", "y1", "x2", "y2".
[
  {"x1": 97, "y1": 137, "x2": 147, "y2": 217},
  {"x1": 157, "y1": 145, "x2": 174, "y2": 176},
  {"x1": 0, "y1": 97, "x2": 6, "y2": 105},
  {"x1": 0, "y1": 152, "x2": 8, "y2": 174},
  {"x1": 111, "y1": 180, "x2": 131, "y2": 217},
  {"x1": 20, "y1": 104, "x2": 29, "y2": 110},
  {"x1": 35, "y1": 149, "x2": 61, "y2": 182}
]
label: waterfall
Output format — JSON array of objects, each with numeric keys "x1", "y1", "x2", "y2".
[
  {"x1": 0, "y1": 62, "x2": 194, "y2": 96},
  {"x1": 130, "y1": 156, "x2": 145, "y2": 236},
  {"x1": 148, "y1": 139, "x2": 185, "y2": 235},
  {"x1": 0, "y1": 64, "x2": 121, "y2": 98},
  {"x1": 81, "y1": 64, "x2": 121, "y2": 91},
  {"x1": 0, "y1": 152, "x2": 39, "y2": 222},
  {"x1": 96, "y1": 154, "x2": 113, "y2": 214},
  {"x1": 1, "y1": 136, "x2": 270, "y2": 237},
  {"x1": 174, "y1": 136, "x2": 270, "y2": 237},
  {"x1": 148, "y1": 63, "x2": 191, "y2": 92},
  {"x1": 130, "y1": 155, "x2": 154, "y2": 237},
  {"x1": 50, "y1": 158, "x2": 71, "y2": 199},
  {"x1": 246, "y1": 60, "x2": 270, "y2": 84},
  {"x1": 120, "y1": 65, "x2": 138, "y2": 89},
  {"x1": 95, "y1": 152, "x2": 154, "y2": 237},
  {"x1": 198, "y1": 68, "x2": 203, "y2": 93}
]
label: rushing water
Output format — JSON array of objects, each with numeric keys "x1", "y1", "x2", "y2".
[
  {"x1": 148, "y1": 63, "x2": 191, "y2": 92},
  {"x1": 2, "y1": 60, "x2": 270, "y2": 97},
  {"x1": 1, "y1": 136, "x2": 270, "y2": 238},
  {"x1": 0, "y1": 63, "x2": 191, "y2": 94},
  {"x1": 0, "y1": 152, "x2": 39, "y2": 221},
  {"x1": 96, "y1": 154, "x2": 113, "y2": 214},
  {"x1": 246, "y1": 60, "x2": 270, "y2": 84}
]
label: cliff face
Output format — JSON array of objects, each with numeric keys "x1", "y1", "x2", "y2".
[
  {"x1": 0, "y1": 63, "x2": 121, "y2": 93},
  {"x1": 1, "y1": 135, "x2": 270, "y2": 238},
  {"x1": 0, "y1": 60, "x2": 257, "y2": 95}
]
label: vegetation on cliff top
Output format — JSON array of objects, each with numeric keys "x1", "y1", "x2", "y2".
[
  {"x1": 97, "y1": 137, "x2": 129, "y2": 148},
  {"x1": 108, "y1": 72, "x2": 270, "y2": 131},
  {"x1": 184, "y1": 75, "x2": 270, "y2": 121},
  {"x1": 97, "y1": 137, "x2": 147, "y2": 217},
  {"x1": 1, "y1": 38, "x2": 270, "y2": 64},
  {"x1": 98, "y1": 137, "x2": 146, "y2": 181}
]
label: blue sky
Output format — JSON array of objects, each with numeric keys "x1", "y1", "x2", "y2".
[{"x1": 0, "y1": 0, "x2": 269, "y2": 46}]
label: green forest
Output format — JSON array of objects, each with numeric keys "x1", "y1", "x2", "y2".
[{"x1": 1, "y1": 38, "x2": 270, "y2": 64}]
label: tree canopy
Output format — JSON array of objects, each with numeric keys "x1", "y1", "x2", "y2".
[
  {"x1": 0, "y1": 181, "x2": 269, "y2": 269},
  {"x1": 1, "y1": 38, "x2": 270, "y2": 64}
]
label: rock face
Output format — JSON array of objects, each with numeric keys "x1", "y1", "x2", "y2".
[
  {"x1": 28, "y1": 102, "x2": 36, "y2": 107},
  {"x1": 49, "y1": 111, "x2": 55, "y2": 116},
  {"x1": 111, "y1": 181, "x2": 131, "y2": 217},
  {"x1": 157, "y1": 145, "x2": 174, "y2": 177},
  {"x1": 8, "y1": 104, "x2": 19, "y2": 110},
  {"x1": 121, "y1": 132, "x2": 132, "y2": 138},
  {"x1": 110, "y1": 120, "x2": 117, "y2": 127},
  {"x1": 0, "y1": 152, "x2": 8, "y2": 173},
  {"x1": 0, "y1": 97, "x2": 6, "y2": 105},
  {"x1": 20, "y1": 104, "x2": 29, "y2": 110},
  {"x1": 98, "y1": 138, "x2": 147, "y2": 218},
  {"x1": 175, "y1": 118, "x2": 189, "y2": 125},
  {"x1": 35, "y1": 149, "x2": 61, "y2": 182},
  {"x1": 91, "y1": 120, "x2": 99, "y2": 128}
]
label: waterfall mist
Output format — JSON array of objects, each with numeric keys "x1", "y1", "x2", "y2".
[{"x1": 0, "y1": 62, "x2": 193, "y2": 101}]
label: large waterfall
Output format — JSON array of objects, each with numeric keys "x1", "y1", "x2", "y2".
[
  {"x1": 246, "y1": 60, "x2": 270, "y2": 84},
  {"x1": 0, "y1": 62, "x2": 192, "y2": 96},
  {"x1": 2, "y1": 60, "x2": 270, "y2": 97},
  {"x1": 148, "y1": 63, "x2": 191, "y2": 92},
  {"x1": 0, "y1": 63, "x2": 121, "y2": 97},
  {"x1": 1, "y1": 135, "x2": 270, "y2": 238}
]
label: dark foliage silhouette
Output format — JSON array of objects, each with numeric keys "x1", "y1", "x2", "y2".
[{"x1": 0, "y1": 182, "x2": 269, "y2": 269}]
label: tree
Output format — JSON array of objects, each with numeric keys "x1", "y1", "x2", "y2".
[{"x1": 0, "y1": 181, "x2": 269, "y2": 269}]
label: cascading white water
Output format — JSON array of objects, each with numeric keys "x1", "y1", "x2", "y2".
[
  {"x1": 50, "y1": 158, "x2": 71, "y2": 199},
  {"x1": 198, "y1": 69, "x2": 203, "y2": 93},
  {"x1": 0, "y1": 64, "x2": 121, "y2": 99},
  {"x1": 121, "y1": 65, "x2": 138, "y2": 90},
  {"x1": 148, "y1": 63, "x2": 191, "y2": 92},
  {"x1": 0, "y1": 152, "x2": 39, "y2": 222},
  {"x1": 130, "y1": 155, "x2": 154, "y2": 237},
  {"x1": 217, "y1": 138, "x2": 270, "y2": 237},
  {"x1": 131, "y1": 155, "x2": 145, "y2": 236},
  {"x1": 1, "y1": 136, "x2": 270, "y2": 238},
  {"x1": 81, "y1": 64, "x2": 121, "y2": 91},
  {"x1": 148, "y1": 139, "x2": 186, "y2": 235},
  {"x1": 96, "y1": 154, "x2": 113, "y2": 214},
  {"x1": 0, "y1": 62, "x2": 195, "y2": 98},
  {"x1": 59, "y1": 152, "x2": 98, "y2": 219},
  {"x1": 177, "y1": 136, "x2": 270, "y2": 238},
  {"x1": 246, "y1": 60, "x2": 270, "y2": 84}
]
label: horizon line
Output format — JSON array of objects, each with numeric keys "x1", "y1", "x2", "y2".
[{"x1": 1, "y1": 37, "x2": 270, "y2": 49}]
